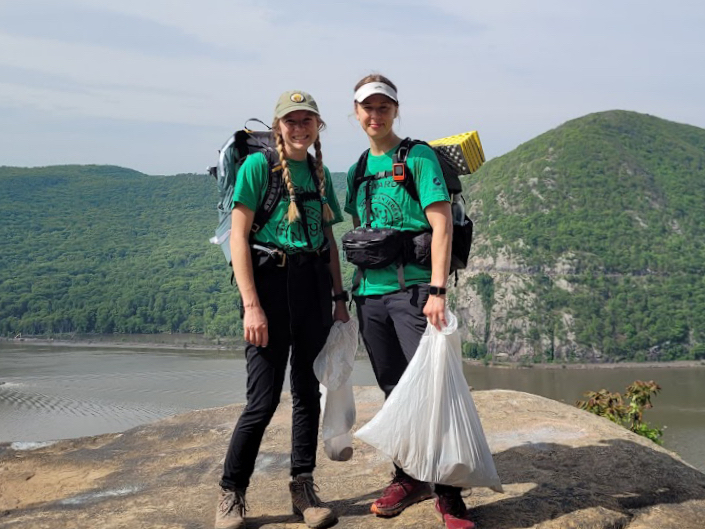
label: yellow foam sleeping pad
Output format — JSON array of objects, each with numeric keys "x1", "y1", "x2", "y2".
[{"x1": 429, "y1": 131, "x2": 485, "y2": 176}]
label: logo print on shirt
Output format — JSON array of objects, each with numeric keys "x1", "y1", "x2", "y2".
[
  {"x1": 277, "y1": 201, "x2": 322, "y2": 253},
  {"x1": 361, "y1": 195, "x2": 404, "y2": 229}
]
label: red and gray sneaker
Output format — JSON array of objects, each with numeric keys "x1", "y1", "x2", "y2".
[
  {"x1": 435, "y1": 491, "x2": 476, "y2": 529},
  {"x1": 370, "y1": 472, "x2": 433, "y2": 517}
]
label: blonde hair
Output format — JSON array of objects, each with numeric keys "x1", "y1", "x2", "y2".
[{"x1": 272, "y1": 115, "x2": 334, "y2": 223}]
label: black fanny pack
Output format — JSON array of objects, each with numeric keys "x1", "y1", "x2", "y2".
[
  {"x1": 342, "y1": 221, "x2": 473, "y2": 273},
  {"x1": 341, "y1": 228, "x2": 406, "y2": 269}
]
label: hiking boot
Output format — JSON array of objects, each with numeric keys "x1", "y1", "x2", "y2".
[
  {"x1": 214, "y1": 487, "x2": 247, "y2": 529},
  {"x1": 435, "y1": 491, "x2": 475, "y2": 529},
  {"x1": 370, "y1": 472, "x2": 433, "y2": 517},
  {"x1": 289, "y1": 475, "x2": 338, "y2": 529}
]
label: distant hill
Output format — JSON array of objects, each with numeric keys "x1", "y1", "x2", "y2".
[
  {"x1": 454, "y1": 110, "x2": 705, "y2": 362},
  {"x1": 0, "y1": 164, "x2": 350, "y2": 338},
  {"x1": 3, "y1": 111, "x2": 705, "y2": 363}
]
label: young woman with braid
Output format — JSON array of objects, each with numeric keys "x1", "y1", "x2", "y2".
[
  {"x1": 345, "y1": 75, "x2": 476, "y2": 529},
  {"x1": 215, "y1": 91, "x2": 348, "y2": 529}
]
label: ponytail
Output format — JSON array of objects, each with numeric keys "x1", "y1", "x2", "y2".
[{"x1": 272, "y1": 121, "x2": 300, "y2": 222}]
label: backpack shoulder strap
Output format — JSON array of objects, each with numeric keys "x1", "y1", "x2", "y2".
[
  {"x1": 251, "y1": 146, "x2": 284, "y2": 234},
  {"x1": 303, "y1": 153, "x2": 322, "y2": 200},
  {"x1": 352, "y1": 149, "x2": 371, "y2": 195},
  {"x1": 394, "y1": 137, "x2": 423, "y2": 203}
]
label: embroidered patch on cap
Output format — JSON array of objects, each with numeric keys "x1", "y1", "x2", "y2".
[{"x1": 290, "y1": 93, "x2": 305, "y2": 103}]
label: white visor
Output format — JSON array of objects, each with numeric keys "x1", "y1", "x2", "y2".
[{"x1": 354, "y1": 82, "x2": 398, "y2": 103}]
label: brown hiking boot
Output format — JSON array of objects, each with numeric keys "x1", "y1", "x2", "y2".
[
  {"x1": 214, "y1": 487, "x2": 246, "y2": 529},
  {"x1": 289, "y1": 475, "x2": 338, "y2": 528}
]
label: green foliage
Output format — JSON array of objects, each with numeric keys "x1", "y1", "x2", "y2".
[
  {"x1": 468, "y1": 273, "x2": 494, "y2": 344},
  {"x1": 466, "y1": 110, "x2": 705, "y2": 361},
  {"x1": 4, "y1": 109, "x2": 705, "y2": 361},
  {"x1": 461, "y1": 341, "x2": 487, "y2": 359},
  {"x1": 576, "y1": 380, "x2": 664, "y2": 444},
  {"x1": 0, "y1": 164, "x2": 350, "y2": 339}
]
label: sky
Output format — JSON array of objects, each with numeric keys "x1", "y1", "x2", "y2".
[{"x1": 1, "y1": 0, "x2": 704, "y2": 175}]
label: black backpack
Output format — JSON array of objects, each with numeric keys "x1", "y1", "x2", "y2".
[
  {"x1": 351, "y1": 137, "x2": 474, "y2": 273},
  {"x1": 208, "y1": 120, "x2": 320, "y2": 267}
]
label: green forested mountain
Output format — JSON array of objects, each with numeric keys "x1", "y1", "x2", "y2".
[
  {"x1": 0, "y1": 165, "x2": 351, "y2": 337},
  {"x1": 456, "y1": 110, "x2": 705, "y2": 362},
  {"x1": 1, "y1": 165, "x2": 231, "y2": 336},
  {"x1": 3, "y1": 110, "x2": 705, "y2": 362}
]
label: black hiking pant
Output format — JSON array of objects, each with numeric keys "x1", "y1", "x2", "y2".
[
  {"x1": 355, "y1": 283, "x2": 462, "y2": 496},
  {"x1": 221, "y1": 254, "x2": 332, "y2": 491}
]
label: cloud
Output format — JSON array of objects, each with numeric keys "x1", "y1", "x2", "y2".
[
  {"x1": 0, "y1": 1, "x2": 239, "y2": 59},
  {"x1": 1, "y1": 0, "x2": 704, "y2": 174}
]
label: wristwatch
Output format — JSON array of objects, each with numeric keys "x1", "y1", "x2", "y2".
[
  {"x1": 332, "y1": 291, "x2": 349, "y2": 302},
  {"x1": 429, "y1": 285, "x2": 447, "y2": 296}
]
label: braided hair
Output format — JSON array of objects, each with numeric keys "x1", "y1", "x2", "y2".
[
  {"x1": 314, "y1": 136, "x2": 335, "y2": 223},
  {"x1": 272, "y1": 122, "x2": 300, "y2": 222}
]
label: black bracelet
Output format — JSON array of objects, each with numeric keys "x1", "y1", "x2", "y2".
[
  {"x1": 429, "y1": 286, "x2": 447, "y2": 296},
  {"x1": 332, "y1": 291, "x2": 349, "y2": 302}
]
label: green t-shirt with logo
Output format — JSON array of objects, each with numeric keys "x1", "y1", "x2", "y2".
[
  {"x1": 231, "y1": 152, "x2": 343, "y2": 254},
  {"x1": 344, "y1": 143, "x2": 450, "y2": 296}
]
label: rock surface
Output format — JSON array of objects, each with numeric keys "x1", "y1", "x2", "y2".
[{"x1": 2, "y1": 388, "x2": 704, "y2": 529}]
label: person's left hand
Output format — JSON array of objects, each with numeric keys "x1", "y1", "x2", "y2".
[
  {"x1": 333, "y1": 301, "x2": 350, "y2": 323},
  {"x1": 423, "y1": 294, "x2": 447, "y2": 330}
]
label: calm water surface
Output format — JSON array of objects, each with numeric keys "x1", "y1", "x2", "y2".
[{"x1": 1, "y1": 343, "x2": 703, "y2": 472}]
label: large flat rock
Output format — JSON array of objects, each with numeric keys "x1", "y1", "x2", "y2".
[{"x1": 1, "y1": 387, "x2": 704, "y2": 529}]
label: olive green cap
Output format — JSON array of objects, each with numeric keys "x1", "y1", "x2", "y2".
[{"x1": 273, "y1": 90, "x2": 320, "y2": 120}]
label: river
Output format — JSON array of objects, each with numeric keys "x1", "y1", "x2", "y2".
[{"x1": 1, "y1": 342, "x2": 703, "y2": 472}]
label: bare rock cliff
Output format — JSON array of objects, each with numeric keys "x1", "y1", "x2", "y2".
[{"x1": 2, "y1": 387, "x2": 704, "y2": 528}]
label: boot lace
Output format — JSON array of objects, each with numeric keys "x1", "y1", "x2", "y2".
[
  {"x1": 386, "y1": 472, "x2": 412, "y2": 494},
  {"x1": 297, "y1": 477, "x2": 323, "y2": 508},
  {"x1": 219, "y1": 489, "x2": 248, "y2": 516}
]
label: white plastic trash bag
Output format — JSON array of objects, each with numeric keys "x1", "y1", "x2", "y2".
[
  {"x1": 314, "y1": 319, "x2": 358, "y2": 391},
  {"x1": 320, "y1": 383, "x2": 355, "y2": 461},
  {"x1": 314, "y1": 319, "x2": 359, "y2": 461},
  {"x1": 355, "y1": 311, "x2": 503, "y2": 491}
]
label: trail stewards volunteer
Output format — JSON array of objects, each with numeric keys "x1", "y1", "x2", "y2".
[
  {"x1": 215, "y1": 90, "x2": 349, "y2": 529},
  {"x1": 344, "y1": 74, "x2": 477, "y2": 529}
]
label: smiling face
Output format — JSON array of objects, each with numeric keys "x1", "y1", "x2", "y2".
[
  {"x1": 277, "y1": 110, "x2": 320, "y2": 160},
  {"x1": 355, "y1": 94, "x2": 398, "y2": 142}
]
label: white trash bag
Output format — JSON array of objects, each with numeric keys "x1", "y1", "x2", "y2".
[
  {"x1": 314, "y1": 319, "x2": 359, "y2": 461},
  {"x1": 355, "y1": 311, "x2": 503, "y2": 491}
]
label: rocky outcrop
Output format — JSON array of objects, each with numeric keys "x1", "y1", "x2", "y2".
[
  {"x1": 452, "y1": 260, "x2": 596, "y2": 362},
  {"x1": 2, "y1": 388, "x2": 704, "y2": 528}
]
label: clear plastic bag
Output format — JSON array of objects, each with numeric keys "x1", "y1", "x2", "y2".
[
  {"x1": 320, "y1": 382, "x2": 355, "y2": 461},
  {"x1": 314, "y1": 319, "x2": 358, "y2": 391},
  {"x1": 314, "y1": 319, "x2": 359, "y2": 461},
  {"x1": 355, "y1": 311, "x2": 503, "y2": 491}
]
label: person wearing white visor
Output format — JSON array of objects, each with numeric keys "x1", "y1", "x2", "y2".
[{"x1": 343, "y1": 75, "x2": 474, "y2": 528}]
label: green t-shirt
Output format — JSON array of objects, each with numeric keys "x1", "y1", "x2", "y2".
[
  {"x1": 344, "y1": 143, "x2": 450, "y2": 296},
  {"x1": 231, "y1": 152, "x2": 343, "y2": 253}
]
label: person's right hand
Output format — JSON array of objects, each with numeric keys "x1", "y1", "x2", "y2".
[{"x1": 243, "y1": 305, "x2": 268, "y2": 347}]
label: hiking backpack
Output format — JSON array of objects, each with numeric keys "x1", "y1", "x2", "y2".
[
  {"x1": 208, "y1": 120, "x2": 323, "y2": 267},
  {"x1": 350, "y1": 136, "x2": 479, "y2": 273},
  {"x1": 208, "y1": 121, "x2": 284, "y2": 266}
]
